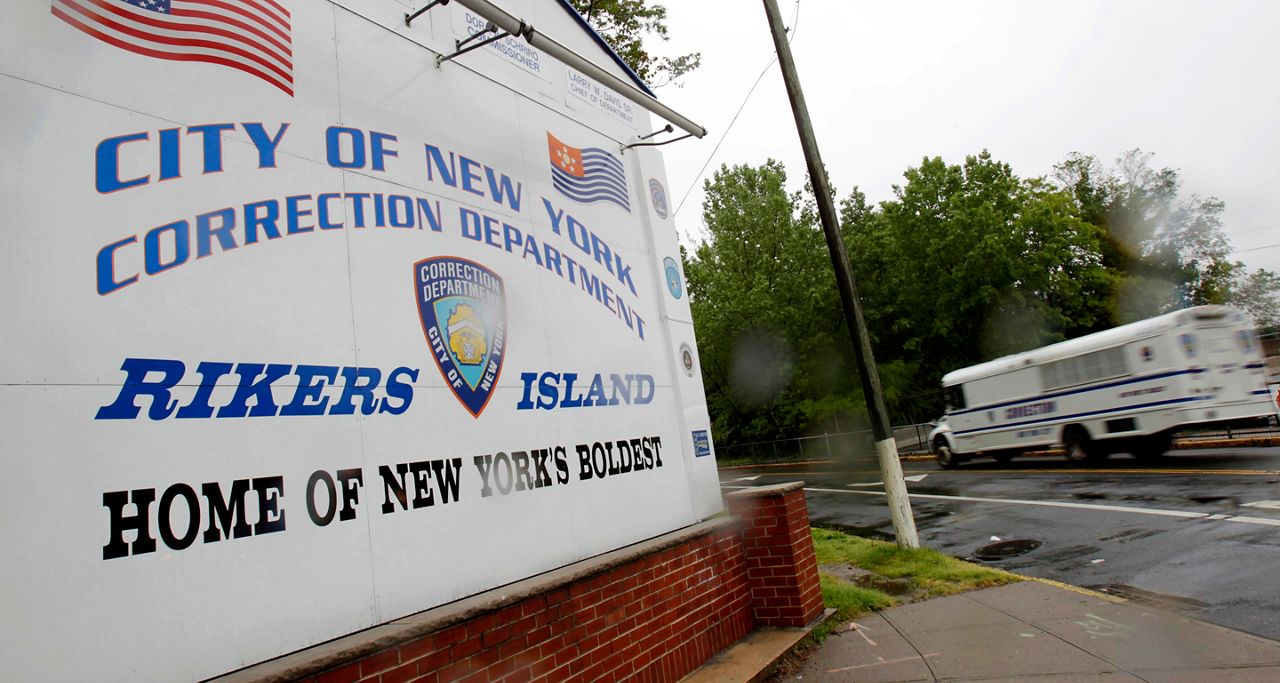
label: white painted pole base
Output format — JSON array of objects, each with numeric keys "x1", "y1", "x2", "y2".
[{"x1": 875, "y1": 437, "x2": 921, "y2": 549}]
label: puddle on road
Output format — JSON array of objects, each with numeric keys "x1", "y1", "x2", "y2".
[{"x1": 973, "y1": 539, "x2": 1043, "y2": 560}]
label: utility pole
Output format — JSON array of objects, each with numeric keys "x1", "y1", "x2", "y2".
[{"x1": 761, "y1": 0, "x2": 919, "y2": 548}]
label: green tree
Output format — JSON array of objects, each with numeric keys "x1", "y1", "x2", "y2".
[
  {"x1": 684, "y1": 161, "x2": 853, "y2": 444},
  {"x1": 841, "y1": 152, "x2": 1112, "y2": 419},
  {"x1": 1053, "y1": 149, "x2": 1241, "y2": 321},
  {"x1": 1233, "y1": 269, "x2": 1280, "y2": 333},
  {"x1": 569, "y1": 0, "x2": 700, "y2": 86}
]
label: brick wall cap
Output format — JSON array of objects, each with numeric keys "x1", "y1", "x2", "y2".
[
  {"x1": 724, "y1": 482, "x2": 806, "y2": 499},
  {"x1": 209, "y1": 517, "x2": 737, "y2": 683}
]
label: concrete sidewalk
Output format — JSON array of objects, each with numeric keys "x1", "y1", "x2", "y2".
[{"x1": 794, "y1": 580, "x2": 1280, "y2": 682}]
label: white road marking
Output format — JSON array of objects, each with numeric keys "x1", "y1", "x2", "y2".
[
  {"x1": 846, "y1": 482, "x2": 883, "y2": 487},
  {"x1": 806, "y1": 486, "x2": 1210, "y2": 519},
  {"x1": 904, "y1": 474, "x2": 929, "y2": 482},
  {"x1": 1242, "y1": 500, "x2": 1280, "y2": 510},
  {"x1": 1227, "y1": 515, "x2": 1280, "y2": 527},
  {"x1": 729, "y1": 475, "x2": 761, "y2": 482},
  {"x1": 722, "y1": 482, "x2": 1280, "y2": 529}
]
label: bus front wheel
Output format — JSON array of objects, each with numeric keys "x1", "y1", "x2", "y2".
[{"x1": 936, "y1": 440, "x2": 963, "y2": 469}]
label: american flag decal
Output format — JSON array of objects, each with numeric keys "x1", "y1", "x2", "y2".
[
  {"x1": 51, "y1": 0, "x2": 293, "y2": 96},
  {"x1": 548, "y1": 132, "x2": 630, "y2": 212}
]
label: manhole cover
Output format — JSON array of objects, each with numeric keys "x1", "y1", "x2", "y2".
[{"x1": 974, "y1": 539, "x2": 1042, "y2": 560}]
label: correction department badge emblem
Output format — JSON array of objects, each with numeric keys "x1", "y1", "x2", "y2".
[
  {"x1": 414, "y1": 256, "x2": 507, "y2": 418},
  {"x1": 649, "y1": 178, "x2": 669, "y2": 219},
  {"x1": 663, "y1": 256, "x2": 683, "y2": 299}
]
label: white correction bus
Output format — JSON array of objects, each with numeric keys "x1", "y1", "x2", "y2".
[{"x1": 929, "y1": 306, "x2": 1277, "y2": 467}]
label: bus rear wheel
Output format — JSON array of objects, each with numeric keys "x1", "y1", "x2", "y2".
[{"x1": 1063, "y1": 427, "x2": 1101, "y2": 464}]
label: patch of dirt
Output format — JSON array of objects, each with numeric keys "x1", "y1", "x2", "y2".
[{"x1": 820, "y1": 563, "x2": 920, "y2": 600}]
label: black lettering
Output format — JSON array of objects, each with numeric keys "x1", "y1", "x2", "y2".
[
  {"x1": 202, "y1": 479, "x2": 253, "y2": 542},
  {"x1": 337, "y1": 468, "x2": 363, "y2": 520},
  {"x1": 629, "y1": 438, "x2": 645, "y2": 470},
  {"x1": 252, "y1": 476, "x2": 285, "y2": 535},
  {"x1": 576, "y1": 444, "x2": 593, "y2": 480},
  {"x1": 531, "y1": 449, "x2": 552, "y2": 487},
  {"x1": 493, "y1": 452, "x2": 513, "y2": 494},
  {"x1": 308, "y1": 470, "x2": 337, "y2": 525},
  {"x1": 433, "y1": 458, "x2": 462, "y2": 504},
  {"x1": 591, "y1": 443, "x2": 607, "y2": 479},
  {"x1": 158, "y1": 484, "x2": 199, "y2": 550},
  {"x1": 410, "y1": 460, "x2": 436, "y2": 508},
  {"x1": 605, "y1": 441, "x2": 619, "y2": 476},
  {"x1": 474, "y1": 454, "x2": 496, "y2": 497},
  {"x1": 555, "y1": 446, "x2": 569, "y2": 484},
  {"x1": 103, "y1": 489, "x2": 157, "y2": 559},
  {"x1": 379, "y1": 464, "x2": 410, "y2": 513},
  {"x1": 512, "y1": 451, "x2": 533, "y2": 491}
]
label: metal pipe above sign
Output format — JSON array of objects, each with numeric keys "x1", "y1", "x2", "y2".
[{"x1": 410, "y1": 0, "x2": 708, "y2": 139}]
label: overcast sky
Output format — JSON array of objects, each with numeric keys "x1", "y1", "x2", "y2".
[{"x1": 653, "y1": 0, "x2": 1280, "y2": 275}]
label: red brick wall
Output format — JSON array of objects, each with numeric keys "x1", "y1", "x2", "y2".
[
  {"x1": 300, "y1": 527, "x2": 752, "y2": 683},
  {"x1": 726, "y1": 484, "x2": 825, "y2": 628},
  {"x1": 228, "y1": 483, "x2": 820, "y2": 683}
]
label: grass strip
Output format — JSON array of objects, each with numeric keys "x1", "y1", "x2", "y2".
[
  {"x1": 812, "y1": 527, "x2": 1021, "y2": 599},
  {"x1": 813, "y1": 573, "x2": 896, "y2": 642}
]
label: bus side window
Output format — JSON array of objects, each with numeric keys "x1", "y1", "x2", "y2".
[{"x1": 946, "y1": 385, "x2": 967, "y2": 411}]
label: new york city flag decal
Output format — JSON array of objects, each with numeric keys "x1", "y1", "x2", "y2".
[
  {"x1": 414, "y1": 257, "x2": 507, "y2": 418},
  {"x1": 547, "y1": 132, "x2": 630, "y2": 212}
]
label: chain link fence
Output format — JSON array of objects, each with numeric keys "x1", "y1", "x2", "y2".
[
  {"x1": 716, "y1": 423, "x2": 936, "y2": 465},
  {"x1": 716, "y1": 420, "x2": 1280, "y2": 465}
]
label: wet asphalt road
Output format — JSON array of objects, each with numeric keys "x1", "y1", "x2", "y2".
[{"x1": 719, "y1": 447, "x2": 1280, "y2": 641}]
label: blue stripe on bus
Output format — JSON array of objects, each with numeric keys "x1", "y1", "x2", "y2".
[
  {"x1": 1251, "y1": 389, "x2": 1271, "y2": 396},
  {"x1": 952, "y1": 396, "x2": 1211, "y2": 436},
  {"x1": 949, "y1": 368, "x2": 1205, "y2": 417}
]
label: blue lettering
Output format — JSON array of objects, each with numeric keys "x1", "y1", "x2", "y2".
[
  {"x1": 218, "y1": 363, "x2": 292, "y2": 418},
  {"x1": 244, "y1": 199, "x2": 281, "y2": 244},
  {"x1": 97, "y1": 236, "x2": 138, "y2": 295},
  {"x1": 370, "y1": 131, "x2": 398, "y2": 171},
  {"x1": 379, "y1": 367, "x2": 417, "y2": 415},
  {"x1": 280, "y1": 365, "x2": 338, "y2": 416},
  {"x1": 317, "y1": 193, "x2": 344, "y2": 230},
  {"x1": 242, "y1": 122, "x2": 290, "y2": 168},
  {"x1": 460, "y1": 156, "x2": 484, "y2": 197},
  {"x1": 96, "y1": 132, "x2": 150, "y2": 193},
  {"x1": 158, "y1": 128, "x2": 181, "y2": 181},
  {"x1": 96, "y1": 357, "x2": 186, "y2": 420},
  {"x1": 485, "y1": 166, "x2": 522, "y2": 211},
  {"x1": 326, "y1": 126, "x2": 366, "y2": 168},
  {"x1": 196, "y1": 208, "x2": 237, "y2": 258},
  {"x1": 144, "y1": 220, "x2": 189, "y2": 275},
  {"x1": 424, "y1": 144, "x2": 457, "y2": 186},
  {"x1": 331, "y1": 367, "x2": 382, "y2": 415},
  {"x1": 286, "y1": 194, "x2": 314, "y2": 234},
  {"x1": 186, "y1": 123, "x2": 234, "y2": 173}
]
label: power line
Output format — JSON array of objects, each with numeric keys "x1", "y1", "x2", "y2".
[
  {"x1": 1233, "y1": 222, "x2": 1280, "y2": 236},
  {"x1": 672, "y1": 0, "x2": 801, "y2": 220},
  {"x1": 1230, "y1": 242, "x2": 1280, "y2": 255}
]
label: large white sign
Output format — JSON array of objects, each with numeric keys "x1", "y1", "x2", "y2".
[{"x1": 0, "y1": 1, "x2": 718, "y2": 680}]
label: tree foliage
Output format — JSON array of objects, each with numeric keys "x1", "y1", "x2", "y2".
[
  {"x1": 688, "y1": 149, "x2": 1279, "y2": 447},
  {"x1": 568, "y1": 0, "x2": 700, "y2": 87},
  {"x1": 683, "y1": 161, "x2": 856, "y2": 443},
  {"x1": 840, "y1": 152, "x2": 1112, "y2": 421},
  {"x1": 1053, "y1": 149, "x2": 1239, "y2": 320}
]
